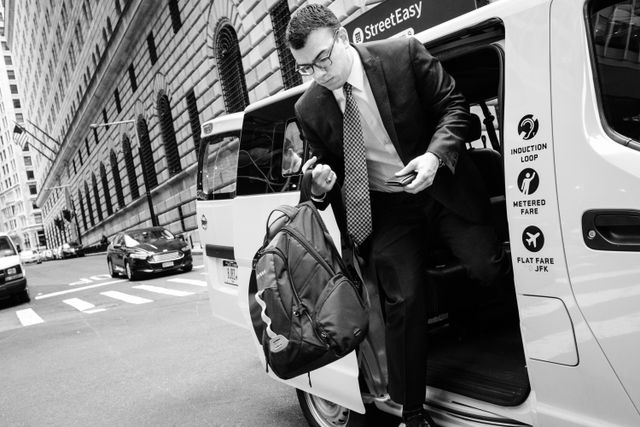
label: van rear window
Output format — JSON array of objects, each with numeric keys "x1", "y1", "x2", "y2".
[{"x1": 588, "y1": 0, "x2": 640, "y2": 143}]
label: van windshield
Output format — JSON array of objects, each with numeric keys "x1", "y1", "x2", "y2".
[
  {"x1": 588, "y1": 0, "x2": 640, "y2": 142},
  {"x1": 0, "y1": 237, "x2": 17, "y2": 257}
]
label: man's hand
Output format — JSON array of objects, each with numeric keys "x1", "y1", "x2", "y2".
[
  {"x1": 304, "y1": 156, "x2": 336, "y2": 196},
  {"x1": 396, "y1": 152, "x2": 440, "y2": 194}
]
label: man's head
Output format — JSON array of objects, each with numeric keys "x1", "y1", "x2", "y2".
[{"x1": 286, "y1": 4, "x2": 353, "y2": 91}]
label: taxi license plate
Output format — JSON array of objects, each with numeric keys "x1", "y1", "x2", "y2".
[
  {"x1": 162, "y1": 261, "x2": 173, "y2": 268},
  {"x1": 223, "y1": 260, "x2": 238, "y2": 285}
]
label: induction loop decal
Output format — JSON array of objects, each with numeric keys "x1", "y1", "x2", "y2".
[
  {"x1": 518, "y1": 114, "x2": 539, "y2": 140},
  {"x1": 522, "y1": 225, "x2": 544, "y2": 252},
  {"x1": 518, "y1": 168, "x2": 539, "y2": 195}
]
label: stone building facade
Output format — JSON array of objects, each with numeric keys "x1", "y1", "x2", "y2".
[{"x1": 6, "y1": 0, "x2": 484, "y2": 249}]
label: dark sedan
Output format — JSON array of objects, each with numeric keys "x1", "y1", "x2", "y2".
[{"x1": 106, "y1": 227, "x2": 192, "y2": 281}]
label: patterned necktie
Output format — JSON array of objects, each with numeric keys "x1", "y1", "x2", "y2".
[{"x1": 342, "y1": 82, "x2": 372, "y2": 246}]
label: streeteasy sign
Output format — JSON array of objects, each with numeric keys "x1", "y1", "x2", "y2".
[{"x1": 344, "y1": 0, "x2": 476, "y2": 43}]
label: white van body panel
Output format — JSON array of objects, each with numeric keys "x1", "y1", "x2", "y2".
[{"x1": 0, "y1": 254, "x2": 22, "y2": 271}]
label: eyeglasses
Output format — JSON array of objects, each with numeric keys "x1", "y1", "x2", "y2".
[{"x1": 295, "y1": 31, "x2": 339, "y2": 76}]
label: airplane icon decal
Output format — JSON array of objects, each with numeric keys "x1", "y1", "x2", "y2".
[{"x1": 522, "y1": 226, "x2": 544, "y2": 252}]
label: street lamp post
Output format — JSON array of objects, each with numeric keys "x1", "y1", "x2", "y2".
[{"x1": 89, "y1": 119, "x2": 158, "y2": 227}]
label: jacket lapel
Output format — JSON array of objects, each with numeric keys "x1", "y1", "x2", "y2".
[
  {"x1": 354, "y1": 44, "x2": 400, "y2": 152},
  {"x1": 312, "y1": 83, "x2": 344, "y2": 156}
]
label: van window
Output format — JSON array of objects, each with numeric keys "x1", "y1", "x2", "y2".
[
  {"x1": 282, "y1": 120, "x2": 304, "y2": 176},
  {"x1": 0, "y1": 236, "x2": 17, "y2": 257},
  {"x1": 198, "y1": 134, "x2": 240, "y2": 200},
  {"x1": 588, "y1": 0, "x2": 640, "y2": 143},
  {"x1": 237, "y1": 97, "x2": 304, "y2": 196}
]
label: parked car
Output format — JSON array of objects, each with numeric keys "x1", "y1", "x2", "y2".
[
  {"x1": 0, "y1": 232, "x2": 29, "y2": 302},
  {"x1": 61, "y1": 241, "x2": 84, "y2": 258},
  {"x1": 19, "y1": 249, "x2": 42, "y2": 264},
  {"x1": 106, "y1": 227, "x2": 192, "y2": 281},
  {"x1": 41, "y1": 249, "x2": 53, "y2": 261}
]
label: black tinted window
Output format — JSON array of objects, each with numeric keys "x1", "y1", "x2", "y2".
[
  {"x1": 237, "y1": 96, "x2": 304, "y2": 196},
  {"x1": 588, "y1": 0, "x2": 640, "y2": 142}
]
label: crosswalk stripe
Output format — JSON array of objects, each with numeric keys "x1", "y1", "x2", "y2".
[
  {"x1": 132, "y1": 285, "x2": 194, "y2": 297},
  {"x1": 167, "y1": 278, "x2": 207, "y2": 287},
  {"x1": 63, "y1": 298, "x2": 95, "y2": 312},
  {"x1": 62, "y1": 298, "x2": 106, "y2": 313},
  {"x1": 101, "y1": 291, "x2": 152, "y2": 304},
  {"x1": 16, "y1": 308, "x2": 44, "y2": 326}
]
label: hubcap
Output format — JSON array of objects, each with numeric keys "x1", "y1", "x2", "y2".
[{"x1": 304, "y1": 393, "x2": 350, "y2": 427}]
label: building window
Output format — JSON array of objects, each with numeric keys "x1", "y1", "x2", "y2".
[
  {"x1": 78, "y1": 149, "x2": 84, "y2": 165},
  {"x1": 29, "y1": 183, "x2": 37, "y2": 195},
  {"x1": 100, "y1": 163, "x2": 113, "y2": 216},
  {"x1": 4, "y1": 55, "x2": 11, "y2": 65},
  {"x1": 271, "y1": 0, "x2": 302, "y2": 89},
  {"x1": 7, "y1": 69, "x2": 15, "y2": 79},
  {"x1": 147, "y1": 32, "x2": 158, "y2": 65},
  {"x1": 128, "y1": 64, "x2": 138, "y2": 92},
  {"x1": 92, "y1": 173, "x2": 103, "y2": 222},
  {"x1": 13, "y1": 99, "x2": 20, "y2": 108},
  {"x1": 110, "y1": 150, "x2": 125, "y2": 208},
  {"x1": 72, "y1": 159, "x2": 77, "y2": 174},
  {"x1": 107, "y1": 17, "x2": 113, "y2": 36},
  {"x1": 157, "y1": 91, "x2": 182, "y2": 176},
  {"x1": 77, "y1": 189, "x2": 87, "y2": 231},
  {"x1": 84, "y1": 182, "x2": 95, "y2": 227},
  {"x1": 75, "y1": 22, "x2": 84, "y2": 46},
  {"x1": 136, "y1": 115, "x2": 158, "y2": 188},
  {"x1": 26, "y1": 170, "x2": 35, "y2": 179},
  {"x1": 24, "y1": 156, "x2": 32, "y2": 166},
  {"x1": 215, "y1": 24, "x2": 249, "y2": 113},
  {"x1": 114, "y1": 88, "x2": 122, "y2": 113},
  {"x1": 9, "y1": 84, "x2": 18, "y2": 94},
  {"x1": 83, "y1": 0, "x2": 93, "y2": 22},
  {"x1": 122, "y1": 134, "x2": 140, "y2": 199},
  {"x1": 115, "y1": 0, "x2": 122, "y2": 14},
  {"x1": 169, "y1": 0, "x2": 182, "y2": 33},
  {"x1": 186, "y1": 88, "x2": 201, "y2": 153}
]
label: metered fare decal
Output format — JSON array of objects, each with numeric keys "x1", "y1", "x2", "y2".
[{"x1": 514, "y1": 168, "x2": 545, "y2": 215}]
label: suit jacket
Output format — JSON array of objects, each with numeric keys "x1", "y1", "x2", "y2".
[{"x1": 295, "y1": 37, "x2": 491, "y2": 226}]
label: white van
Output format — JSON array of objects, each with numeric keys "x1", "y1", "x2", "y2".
[
  {"x1": 196, "y1": 0, "x2": 640, "y2": 425},
  {"x1": 0, "y1": 232, "x2": 29, "y2": 302}
]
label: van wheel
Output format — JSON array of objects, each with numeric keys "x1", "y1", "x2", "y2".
[
  {"x1": 107, "y1": 259, "x2": 118, "y2": 278},
  {"x1": 296, "y1": 389, "x2": 365, "y2": 427}
]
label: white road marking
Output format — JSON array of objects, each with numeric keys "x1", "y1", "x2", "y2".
[
  {"x1": 193, "y1": 265, "x2": 204, "y2": 270},
  {"x1": 16, "y1": 308, "x2": 44, "y2": 326},
  {"x1": 101, "y1": 291, "x2": 152, "y2": 304},
  {"x1": 166, "y1": 278, "x2": 207, "y2": 287},
  {"x1": 62, "y1": 298, "x2": 106, "y2": 313},
  {"x1": 35, "y1": 279, "x2": 126, "y2": 300},
  {"x1": 133, "y1": 285, "x2": 194, "y2": 297}
]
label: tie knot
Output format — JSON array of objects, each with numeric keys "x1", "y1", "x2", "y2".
[{"x1": 343, "y1": 82, "x2": 353, "y2": 97}]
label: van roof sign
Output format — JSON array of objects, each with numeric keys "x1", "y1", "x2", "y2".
[{"x1": 344, "y1": 0, "x2": 476, "y2": 44}]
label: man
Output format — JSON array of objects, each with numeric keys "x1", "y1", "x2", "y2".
[{"x1": 286, "y1": 5, "x2": 509, "y2": 426}]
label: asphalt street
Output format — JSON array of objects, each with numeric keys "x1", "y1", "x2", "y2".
[{"x1": 0, "y1": 254, "x2": 307, "y2": 426}]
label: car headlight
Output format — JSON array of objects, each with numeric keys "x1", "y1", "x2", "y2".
[
  {"x1": 180, "y1": 245, "x2": 191, "y2": 252},
  {"x1": 129, "y1": 251, "x2": 150, "y2": 260},
  {"x1": 6, "y1": 267, "x2": 24, "y2": 281}
]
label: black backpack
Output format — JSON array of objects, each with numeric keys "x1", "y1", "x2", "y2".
[{"x1": 248, "y1": 201, "x2": 369, "y2": 380}]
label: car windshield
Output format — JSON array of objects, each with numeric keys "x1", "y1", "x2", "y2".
[
  {"x1": 125, "y1": 229, "x2": 175, "y2": 247},
  {"x1": 0, "y1": 237, "x2": 17, "y2": 257}
]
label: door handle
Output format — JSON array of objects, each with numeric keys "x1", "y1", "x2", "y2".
[{"x1": 583, "y1": 210, "x2": 640, "y2": 251}]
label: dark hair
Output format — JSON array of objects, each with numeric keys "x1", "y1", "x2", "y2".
[{"x1": 286, "y1": 4, "x2": 340, "y2": 50}]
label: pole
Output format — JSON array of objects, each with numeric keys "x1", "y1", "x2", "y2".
[{"x1": 132, "y1": 121, "x2": 158, "y2": 226}]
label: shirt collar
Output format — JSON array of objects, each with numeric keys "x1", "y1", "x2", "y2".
[{"x1": 333, "y1": 45, "x2": 364, "y2": 97}]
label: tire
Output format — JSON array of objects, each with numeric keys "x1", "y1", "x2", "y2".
[
  {"x1": 182, "y1": 264, "x2": 193, "y2": 273},
  {"x1": 107, "y1": 258, "x2": 118, "y2": 278},
  {"x1": 125, "y1": 260, "x2": 139, "y2": 281},
  {"x1": 296, "y1": 389, "x2": 366, "y2": 427}
]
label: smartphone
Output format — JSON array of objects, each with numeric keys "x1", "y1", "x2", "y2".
[{"x1": 385, "y1": 171, "x2": 417, "y2": 187}]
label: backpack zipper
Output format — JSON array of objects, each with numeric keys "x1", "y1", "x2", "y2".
[{"x1": 283, "y1": 227, "x2": 335, "y2": 276}]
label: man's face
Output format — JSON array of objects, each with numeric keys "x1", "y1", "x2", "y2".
[{"x1": 290, "y1": 27, "x2": 352, "y2": 91}]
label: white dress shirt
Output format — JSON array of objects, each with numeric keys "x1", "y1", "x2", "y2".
[{"x1": 332, "y1": 46, "x2": 404, "y2": 193}]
